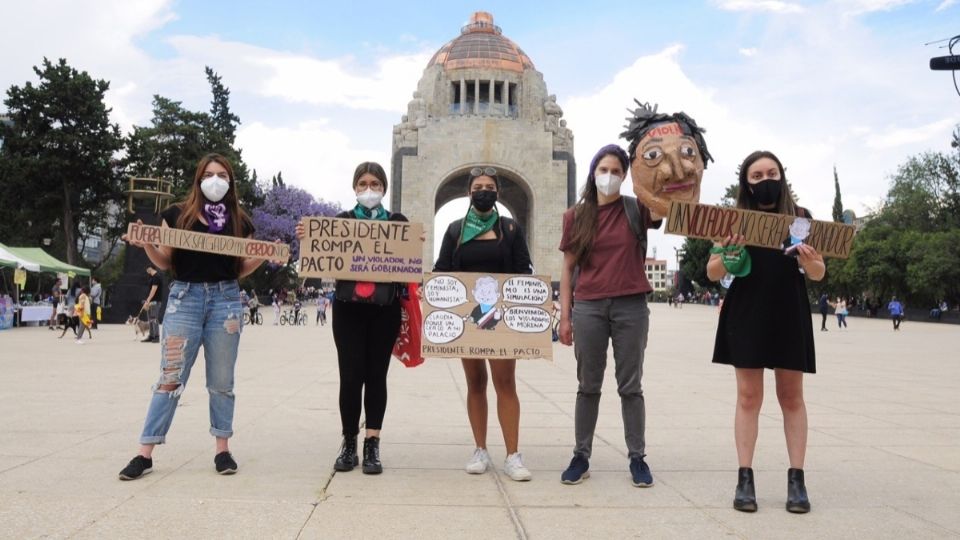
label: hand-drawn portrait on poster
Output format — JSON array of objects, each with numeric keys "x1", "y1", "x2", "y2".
[{"x1": 421, "y1": 273, "x2": 554, "y2": 360}]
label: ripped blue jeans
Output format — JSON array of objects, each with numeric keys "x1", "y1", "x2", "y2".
[{"x1": 139, "y1": 280, "x2": 244, "y2": 444}]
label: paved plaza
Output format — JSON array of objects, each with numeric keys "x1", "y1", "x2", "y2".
[{"x1": 1, "y1": 304, "x2": 958, "y2": 539}]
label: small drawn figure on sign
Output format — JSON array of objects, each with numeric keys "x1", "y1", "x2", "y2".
[
  {"x1": 467, "y1": 276, "x2": 502, "y2": 330},
  {"x1": 783, "y1": 217, "x2": 811, "y2": 257}
]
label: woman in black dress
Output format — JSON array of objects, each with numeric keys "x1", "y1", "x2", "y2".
[
  {"x1": 707, "y1": 151, "x2": 825, "y2": 514},
  {"x1": 433, "y1": 167, "x2": 534, "y2": 481}
]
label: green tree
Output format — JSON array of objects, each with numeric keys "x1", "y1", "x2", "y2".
[
  {"x1": 0, "y1": 58, "x2": 123, "y2": 265},
  {"x1": 123, "y1": 67, "x2": 262, "y2": 208},
  {"x1": 832, "y1": 165, "x2": 843, "y2": 222}
]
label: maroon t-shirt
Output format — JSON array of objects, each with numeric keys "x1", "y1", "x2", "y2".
[{"x1": 559, "y1": 198, "x2": 656, "y2": 300}]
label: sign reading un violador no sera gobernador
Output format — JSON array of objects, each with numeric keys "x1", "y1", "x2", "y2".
[{"x1": 298, "y1": 216, "x2": 424, "y2": 282}]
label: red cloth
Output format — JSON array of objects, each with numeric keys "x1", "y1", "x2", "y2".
[
  {"x1": 393, "y1": 283, "x2": 424, "y2": 368},
  {"x1": 559, "y1": 199, "x2": 655, "y2": 300}
]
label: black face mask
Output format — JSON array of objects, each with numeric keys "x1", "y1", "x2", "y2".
[
  {"x1": 471, "y1": 190, "x2": 498, "y2": 212},
  {"x1": 749, "y1": 179, "x2": 781, "y2": 208}
]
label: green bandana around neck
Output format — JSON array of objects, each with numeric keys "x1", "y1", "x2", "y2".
[
  {"x1": 710, "y1": 245, "x2": 752, "y2": 277},
  {"x1": 353, "y1": 204, "x2": 389, "y2": 221},
  {"x1": 460, "y1": 207, "x2": 499, "y2": 244}
]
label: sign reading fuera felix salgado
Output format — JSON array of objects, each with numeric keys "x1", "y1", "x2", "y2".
[{"x1": 126, "y1": 223, "x2": 290, "y2": 260}]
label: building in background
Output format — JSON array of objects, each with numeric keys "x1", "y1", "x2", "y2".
[{"x1": 645, "y1": 258, "x2": 668, "y2": 292}]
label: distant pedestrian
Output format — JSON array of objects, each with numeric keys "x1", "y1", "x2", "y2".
[
  {"x1": 888, "y1": 296, "x2": 904, "y2": 331},
  {"x1": 817, "y1": 293, "x2": 829, "y2": 331},
  {"x1": 143, "y1": 266, "x2": 162, "y2": 343},
  {"x1": 834, "y1": 297, "x2": 847, "y2": 329},
  {"x1": 90, "y1": 276, "x2": 102, "y2": 329}
]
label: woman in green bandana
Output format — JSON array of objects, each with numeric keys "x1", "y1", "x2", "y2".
[
  {"x1": 707, "y1": 150, "x2": 825, "y2": 515},
  {"x1": 296, "y1": 161, "x2": 407, "y2": 476},
  {"x1": 434, "y1": 166, "x2": 533, "y2": 482}
]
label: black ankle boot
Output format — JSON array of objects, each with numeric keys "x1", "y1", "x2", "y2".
[
  {"x1": 362, "y1": 436, "x2": 382, "y2": 475},
  {"x1": 786, "y1": 468, "x2": 811, "y2": 513},
  {"x1": 334, "y1": 436, "x2": 358, "y2": 472},
  {"x1": 734, "y1": 467, "x2": 758, "y2": 512}
]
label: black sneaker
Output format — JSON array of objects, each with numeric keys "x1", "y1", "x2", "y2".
[
  {"x1": 215, "y1": 451, "x2": 238, "y2": 475},
  {"x1": 630, "y1": 456, "x2": 654, "y2": 487},
  {"x1": 561, "y1": 454, "x2": 590, "y2": 485},
  {"x1": 118, "y1": 455, "x2": 153, "y2": 481}
]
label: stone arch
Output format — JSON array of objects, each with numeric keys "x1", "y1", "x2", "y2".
[{"x1": 433, "y1": 164, "x2": 534, "y2": 242}]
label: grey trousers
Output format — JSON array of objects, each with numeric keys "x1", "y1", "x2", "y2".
[{"x1": 572, "y1": 294, "x2": 650, "y2": 459}]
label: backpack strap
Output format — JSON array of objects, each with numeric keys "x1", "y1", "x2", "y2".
[{"x1": 621, "y1": 196, "x2": 648, "y2": 256}]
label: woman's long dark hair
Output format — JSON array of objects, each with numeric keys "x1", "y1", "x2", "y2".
[
  {"x1": 568, "y1": 144, "x2": 629, "y2": 267},
  {"x1": 736, "y1": 150, "x2": 798, "y2": 216}
]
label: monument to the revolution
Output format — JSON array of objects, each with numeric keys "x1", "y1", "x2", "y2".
[{"x1": 391, "y1": 11, "x2": 576, "y2": 280}]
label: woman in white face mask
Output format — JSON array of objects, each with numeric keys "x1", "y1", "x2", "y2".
[
  {"x1": 296, "y1": 161, "x2": 407, "y2": 475},
  {"x1": 557, "y1": 144, "x2": 662, "y2": 488},
  {"x1": 118, "y1": 153, "x2": 265, "y2": 481}
]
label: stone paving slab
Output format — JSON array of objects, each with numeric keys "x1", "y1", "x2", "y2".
[{"x1": 1, "y1": 304, "x2": 958, "y2": 539}]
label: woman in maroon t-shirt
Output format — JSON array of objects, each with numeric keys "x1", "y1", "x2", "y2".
[{"x1": 557, "y1": 144, "x2": 660, "y2": 487}]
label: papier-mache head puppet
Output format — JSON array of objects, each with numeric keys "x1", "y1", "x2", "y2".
[{"x1": 620, "y1": 100, "x2": 713, "y2": 219}]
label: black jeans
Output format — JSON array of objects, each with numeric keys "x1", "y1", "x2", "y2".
[
  {"x1": 332, "y1": 299, "x2": 402, "y2": 436},
  {"x1": 820, "y1": 310, "x2": 828, "y2": 330}
]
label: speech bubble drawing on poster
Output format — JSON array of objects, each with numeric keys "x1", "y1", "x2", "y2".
[
  {"x1": 503, "y1": 306, "x2": 552, "y2": 333},
  {"x1": 502, "y1": 276, "x2": 551, "y2": 305},
  {"x1": 423, "y1": 310, "x2": 465, "y2": 344},
  {"x1": 424, "y1": 275, "x2": 468, "y2": 309}
]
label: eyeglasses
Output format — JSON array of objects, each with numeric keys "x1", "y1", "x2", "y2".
[{"x1": 470, "y1": 167, "x2": 498, "y2": 178}]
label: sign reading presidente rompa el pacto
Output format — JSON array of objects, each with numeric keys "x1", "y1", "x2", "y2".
[
  {"x1": 421, "y1": 273, "x2": 554, "y2": 361},
  {"x1": 298, "y1": 216, "x2": 423, "y2": 282},
  {"x1": 125, "y1": 223, "x2": 290, "y2": 260},
  {"x1": 665, "y1": 201, "x2": 857, "y2": 259}
]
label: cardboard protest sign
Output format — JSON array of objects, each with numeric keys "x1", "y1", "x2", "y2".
[
  {"x1": 298, "y1": 217, "x2": 423, "y2": 282},
  {"x1": 126, "y1": 222, "x2": 290, "y2": 260},
  {"x1": 421, "y1": 273, "x2": 554, "y2": 361},
  {"x1": 665, "y1": 201, "x2": 856, "y2": 259}
]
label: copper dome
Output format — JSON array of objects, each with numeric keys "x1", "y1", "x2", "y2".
[{"x1": 427, "y1": 12, "x2": 534, "y2": 73}]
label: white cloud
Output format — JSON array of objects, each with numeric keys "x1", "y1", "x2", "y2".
[
  {"x1": 717, "y1": 0, "x2": 805, "y2": 13},
  {"x1": 236, "y1": 120, "x2": 390, "y2": 210},
  {"x1": 833, "y1": 0, "x2": 918, "y2": 14},
  {"x1": 865, "y1": 118, "x2": 959, "y2": 149},
  {"x1": 739, "y1": 47, "x2": 759, "y2": 57},
  {"x1": 936, "y1": 0, "x2": 958, "y2": 10}
]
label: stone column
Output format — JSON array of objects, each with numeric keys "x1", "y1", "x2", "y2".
[
  {"x1": 501, "y1": 80, "x2": 508, "y2": 116},
  {"x1": 474, "y1": 79, "x2": 479, "y2": 114},
  {"x1": 459, "y1": 79, "x2": 465, "y2": 115},
  {"x1": 489, "y1": 79, "x2": 496, "y2": 114}
]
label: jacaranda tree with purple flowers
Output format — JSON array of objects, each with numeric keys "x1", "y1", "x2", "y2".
[{"x1": 240, "y1": 184, "x2": 342, "y2": 296}]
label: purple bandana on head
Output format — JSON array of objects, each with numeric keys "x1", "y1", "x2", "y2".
[{"x1": 203, "y1": 203, "x2": 230, "y2": 233}]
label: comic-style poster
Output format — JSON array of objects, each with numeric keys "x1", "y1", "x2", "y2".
[{"x1": 421, "y1": 273, "x2": 554, "y2": 360}]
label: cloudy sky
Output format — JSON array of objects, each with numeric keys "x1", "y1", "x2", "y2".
[{"x1": 2, "y1": 0, "x2": 957, "y2": 267}]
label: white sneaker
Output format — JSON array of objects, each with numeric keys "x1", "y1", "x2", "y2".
[
  {"x1": 504, "y1": 452, "x2": 532, "y2": 481},
  {"x1": 465, "y1": 448, "x2": 491, "y2": 474},
  {"x1": 75, "y1": 339, "x2": 84, "y2": 345}
]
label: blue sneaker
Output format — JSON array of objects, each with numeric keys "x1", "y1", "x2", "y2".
[
  {"x1": 561, "y1": 454, "x2": 590, "y2": 485},
  {"x1": 630, "y1": 456, "x2": 654, "y2": 487}
]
